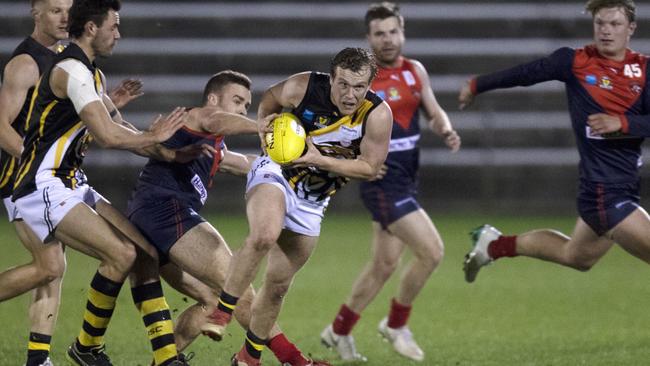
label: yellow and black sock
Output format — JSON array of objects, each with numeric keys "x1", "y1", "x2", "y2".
[
  {"x1": 217, "y1": 290, "x2": 239, "y2": 315},
  {"x1": 76, "y1": 271, "x2": 123, "y2": 352},
  {"x1": 26, "y1": 332, "x2": 51, "y2": 366},
  {"x1": 245, "y1": 330, "x2": 267, "y2": 360},
  {"x1": 132, "y1": 281, "x2": 178, "y2": 366}
]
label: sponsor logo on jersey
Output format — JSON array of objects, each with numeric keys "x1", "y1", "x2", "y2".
[
  {"x1": 339, "y1": 125, "x2": 360, "y2": 147},
  {"x1": 191, "y1": 174, "x2": 208, "y2": 204},
  {"x1": 302, "y1": 109, "x2": 315, "y2": 122},
  {"x1": 630, "y1": 82, "x2": 643, "y2": 95},
  {"x1": 586, "y1": 74, "x2": 597, "y2": 85},
  {"x1": 598, "y1": 76, "x2": 613, "y2": 90}
]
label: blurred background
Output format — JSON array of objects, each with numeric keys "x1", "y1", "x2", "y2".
[{"x1": 2, "y1": 0, "x2": 650, "y2": 217}]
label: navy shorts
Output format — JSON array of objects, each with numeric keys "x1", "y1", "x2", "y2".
[
  {"x1": 577, "y1": 181, "x2": 639, "y2": 236},
  {"x1": 360, "y1": 180, "x2": 420, "y2": 229},
  {"x1": 127, "y1": 196, "x2": 205, "y2": 263}
]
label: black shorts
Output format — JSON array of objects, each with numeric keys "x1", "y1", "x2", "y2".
[
  {"x1": 577, "y1": 180, "x2": 639, "y2": 236},
  {"x1": 360, "y1": 179, "x2": 420, "y2": 230},
  {"x1": 128, "y1": 196, "x2": 205, "y2": 264}
]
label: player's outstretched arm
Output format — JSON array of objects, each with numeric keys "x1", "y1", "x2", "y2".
[
  {"x1": 218, "y1": 148, "x2": 257, "y2": 176},
  {"x1": 292, "y1": 102, "x2": 393, "y2": 180},
  {"x1": 412, "y1": 60, "x2": 460, "y2": 152},
  {"x1": 51, "y1": 63, "x2": 187, "y2": 149},
  {"x1": 190, "y1": 108, "x2": 258, "y2": 136},
  {"x1": 0, "y1": 55, "x2": 39, "y2": 157}
]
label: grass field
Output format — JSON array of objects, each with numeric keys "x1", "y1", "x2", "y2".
[{"x1": 1, "y1": 213, "x2": 650, "y2": 365}]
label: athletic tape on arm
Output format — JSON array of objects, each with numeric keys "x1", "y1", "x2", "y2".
[{"x1": 56, "y1": 59, "x2": 101, "y2": 113}]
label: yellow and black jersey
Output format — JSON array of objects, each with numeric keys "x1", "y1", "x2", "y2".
[
  {"x1": 12, "y1": 43, "x2": 103, "y2": 200},
  {"x1": 286, "y1": 72, "x2": 383, "y2": 202},
  {"x1": 0, "y1": 37, "x2": 58, "y2": 199}
]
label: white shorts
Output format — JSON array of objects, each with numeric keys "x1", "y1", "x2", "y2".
[
  {"x1": 15, "y1": 184, "x2": 105, "y2": 243},
  {"x1": 3, "y1": 196, "x2": 22, "y2": 222},
  {"x1": 246, "y1": 157, "x2": 326, "y2": 237}
]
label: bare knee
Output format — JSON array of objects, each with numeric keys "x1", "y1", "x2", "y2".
[
  {"x1": 33, "y1": 247, "x2": 67, "y2": 284},
  {"x1": 371, "y1": 255, "x2": 400, "y2": 282},
  {"x1": 110, "y1": 243, "x2": 137, "y2": 274},
  {"x1": 564, "y1": 252, "x2": 597, "y2": 271},
  {"x1": 417, "y1": 242, "x2": 444, "y2": 271},
  {"x1": 246, "y1": 231, "x2": 279, "y2": 254}
]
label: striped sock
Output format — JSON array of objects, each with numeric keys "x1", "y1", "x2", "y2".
[
  {"x1": 26, "y1": 332, "x2": 51, "y2": 366},
  {"x1": 131, "y1": 281, "x2": 178, "y2": 366},
  {"x1": 76, "y1": 271, "x2": 122, "y2": 352},
  {"x1": 217, "y1": 291, "x2": 239, "y2": 315},
  {"x1": 244, "y1": 330, "x2": 267, "y2": 360}
]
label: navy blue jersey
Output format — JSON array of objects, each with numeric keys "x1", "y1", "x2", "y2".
[
  {"x1": 473, "y1": 45, "x2": 649, "y2": 184},
  {"x1": 128, "y1": 126, "x2": 224, "y2": 212}
]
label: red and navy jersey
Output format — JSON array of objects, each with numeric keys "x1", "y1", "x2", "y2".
[
  {"x1": 0, "y1": 37, "x2": 57, "y2": 199},
  {"x1": 371, "y1": 57, "x2": 423, "y2": 183},
  {"x1": 128, "y1": 126, "x2": 224, "y2": 212},
  {"x1": 474, "y1": 45, "x2": 649, "y2": 184}
]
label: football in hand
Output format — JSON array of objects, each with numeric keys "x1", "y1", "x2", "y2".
[{"x1": 265, "y1": 113, "x2": 306, "y2": 164}]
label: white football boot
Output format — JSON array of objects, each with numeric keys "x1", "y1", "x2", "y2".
[
  {"x1": 24, "y1": 357, "x2": 54, "y2": 366},
  {"x1": 378, "y1": 317, "x2": 424, "y2": 362},
  {"x1": 320, "y1": 325, "x2": 367, "y2": 362},
  {"x1": 463, "y1": 224, "x2": 502, "y2": 283}
]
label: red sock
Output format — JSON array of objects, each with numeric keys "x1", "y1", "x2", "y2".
[
  {"x1": 332, "y1": 304, "x2": 360, "y2": 336},
  {"x1": 387, "y1": 298, "x2": 411, "y2": 329},
  {"x1": 488, "y1": 235, "x2": 518, "y2": 259},
  {"x1": 268, "y1": 333, "x2": 307, "y2": 365}
]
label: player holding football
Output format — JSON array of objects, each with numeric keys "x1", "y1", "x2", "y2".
[
  {"x1": 460, "y1": 1, "x2": 650, "y2": 288},
  {"x1": 203, "y1": 47, "x2": 392, "y2": 366},
  {"x1": 127, "y1": 70, "x2": 331, "y2": 366},
  {"x1": 320, "y1": 2, "x2": 460, "y2": 362},
  {"x1": 0, "y1": 1, "x2": 142, "y2": 365}
]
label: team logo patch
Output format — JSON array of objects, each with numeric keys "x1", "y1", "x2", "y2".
[
  {"x1": 388, "y1": 87, "x2": 401, "y2": 101},
  {"x1": 598, "y1": 76, "x2": 613, "y2": 90},
  {"x1": 585, "y1": 74, "x2": 597, "y2": 85},
  {"x1": 318, "y1": 116, "x2": 331, "y2": 126}
]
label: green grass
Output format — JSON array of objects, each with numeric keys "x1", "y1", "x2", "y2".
[{"x1": 1, "y1": 213, "x2": 650, "y2": 365}]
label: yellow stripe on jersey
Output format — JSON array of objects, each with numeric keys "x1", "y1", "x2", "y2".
[
  {"x1": 94, "y1": 70, "x2": 102, "y2": 95},
  {"x1": 309, "y1": 100, "x2": 374, "y2": 136},
  {"x1": 15, "y1": 100, "x2": 59, "y2": 188},
  {"x1": 24, "y1": 77, "x2": 42, "y2": 132},
  {"x1": 0, "y1": 158, "x2": 15, "y2": 188},
  {"x1": 52, "y1": 121, "x2": 83, "y2": 175}
]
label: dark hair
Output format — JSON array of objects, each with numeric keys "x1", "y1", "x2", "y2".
[
  {"x1": 68, "y1": 0, "x2": 121, "y2": 38},
  {"x1": 365, "y1": 2, "x2": 404, "y2": 32},
  {"x1": 330, "y1": 47, "x2": 378, "y2": 82},
  {"x1": 202, "y1": 70, "x2": 252, "y2": 105},
  {"x1": 585, "y1": 0, "x2": 635, "y2": 22}
]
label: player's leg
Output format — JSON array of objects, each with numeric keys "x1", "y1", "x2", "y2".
[
  {"x1": 233, "y1": 231, "x2": 318, "y2": 366},
  {"x1": 161, "y1": 250, "x2": 322, "y2": 366},
  {"x1": 609, "y1": 207, "x2": 650, "y2": 263},
  {"x1": 211, "y1": 183, "x2": 287, "y2": 338},
  {"x1": 95, "y1": 200, "x2": 184, "y2": 366},
  {"x1": 375, "y1": 209, "x2": 442, "y2": 362},
  {"x1": 464, "y1": 217, "x2": 614, "y2": 282},
  {"x1": 14, "y1": 221, "x2": 66, "y2": 366}
]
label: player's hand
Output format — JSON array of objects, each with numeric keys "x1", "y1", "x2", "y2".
[
  {"x1": 442, "y1": 129, "x2": 461, "y2": 153},
  {"x1": 369, "y1": 164, "x2": 388, "y2": 181},
  {"x1": 458, "y1": 80, "x2": 474, "y2": 110},
  {"x1": 288, "y1": 137, "x2": 321, "y2": 168},
  {"x1": 108, "y1": 79, "x2": 144, "y2": 109},
  {"x1": 587, "y1": 113, "x2": 623, "y2": 135},
  {"x1": 148, "y1": 107, "x2": 187, "y2": 143},
  {"x1": 258, "y1": 113, "x2": 279, "y2": 150},
  {"x1": 173, "y1": 143, "x2": 217, "y2": 163}
]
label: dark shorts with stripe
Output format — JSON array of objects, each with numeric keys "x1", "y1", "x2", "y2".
[
  {"x1": 360, "y1": 179, "x2": 420, "y2": 230},
  {"x1": 127, "y1": 196, "x2": 205, "y2": 264},
  {"x1": 577, "y1": 180, "x2": 639, "y2": 236}
]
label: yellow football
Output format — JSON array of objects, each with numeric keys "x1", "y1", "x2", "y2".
[{"x1": 265, "y1": 113, "x2": 306, "y2": 164}]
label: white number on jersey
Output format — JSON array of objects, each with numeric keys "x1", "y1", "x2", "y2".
[{"x1": 624, "y1": 64, "x2": 642, "y2": 78}]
